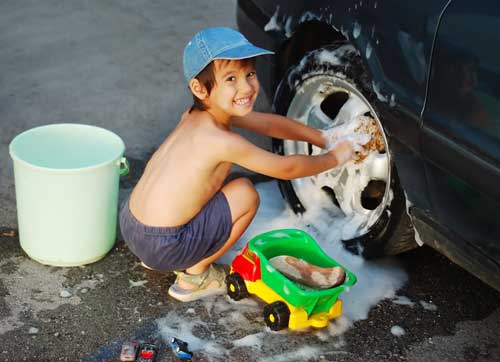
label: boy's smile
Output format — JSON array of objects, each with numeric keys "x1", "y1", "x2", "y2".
[
  {"x1": 234, "y1": 96, "x2": 253, "y2": 106},
  {"x1": 205, "y1": 59, "x2": 259, "y2": 122}
]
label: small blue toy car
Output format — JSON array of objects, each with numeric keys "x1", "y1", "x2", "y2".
[{"x1": 170, "y1": 337, "x2": 193, "y2": 360}]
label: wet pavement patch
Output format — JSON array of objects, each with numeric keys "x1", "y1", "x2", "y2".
[
  {"x1": 83, "y1": 322, "x2": 161, "y2": 362},
  {"x1": 0, "y1": 221, "x2": 499, "y2": 361}
]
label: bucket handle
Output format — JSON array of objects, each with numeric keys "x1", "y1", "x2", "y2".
[{"x1": 118, "y1": 157, "x2": 129, "y2": 177}]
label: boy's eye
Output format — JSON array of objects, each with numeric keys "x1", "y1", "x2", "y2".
[
  {"x1": 226, "y1": 76, "x2": 236, "y2": 82},
  {"x1": 247, "y1": 71, "x2": 256, "y2": 78}
]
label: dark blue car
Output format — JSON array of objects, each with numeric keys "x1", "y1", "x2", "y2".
[{"x1": 237, "y1": 0, "x2": 500, "y2": 291}]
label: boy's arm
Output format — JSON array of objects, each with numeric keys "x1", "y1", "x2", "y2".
[
  {"x1": 231, "y1": 111, "x2": 327, "y2": 149},
  {"x1": 220, "y1": 131, "x2": 352, "y2": 180}
]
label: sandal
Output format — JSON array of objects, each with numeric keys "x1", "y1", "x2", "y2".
[
  {"x1": 140, "y1": 261, "x2": 155, "y2": 271},
  {"x1": 167, "y1": 264, "x2": 227, "y2": 302}
]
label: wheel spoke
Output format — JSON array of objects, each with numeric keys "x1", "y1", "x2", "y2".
[
  {"x1": 366, "y1": 153, "x2": 389, "y2": 181},
  {"x1": 333, "y1": 94, "x2": 370, "y2": 124},
  {"x1": 307, "y1": 104, "x2": 333, "y2": 129}
]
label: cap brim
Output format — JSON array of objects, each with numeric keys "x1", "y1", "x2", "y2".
[
  {"x1": 187, "y1": 43, "x2": 274, "y2": 82},
  {"x1": 215, "y1": 43, "x2": 274, "y2": 61}
]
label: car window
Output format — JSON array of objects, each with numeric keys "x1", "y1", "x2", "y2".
[{"x1": 428, "y1": 1, "x2": 500, "y2": 145}]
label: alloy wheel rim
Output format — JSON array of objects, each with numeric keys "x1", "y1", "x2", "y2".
[{"x1": 284, "y1": 75, "x2": 392, "y2": 238}]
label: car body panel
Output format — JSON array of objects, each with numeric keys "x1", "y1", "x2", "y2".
[
  {"x1": 422, "y1": 0, "x2": 500, "y2": 263},
  {"x1": 237, "y1": 0, "x2": 500, "y2": 289}
]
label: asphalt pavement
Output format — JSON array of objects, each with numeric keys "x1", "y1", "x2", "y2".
[{"x1": 0, "y1": 1, "x2": 499, "y2": 361}]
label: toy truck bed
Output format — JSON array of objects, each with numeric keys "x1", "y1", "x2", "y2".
[{"x1": 227, "y1": 229, "x2": 357, "y2": 330}]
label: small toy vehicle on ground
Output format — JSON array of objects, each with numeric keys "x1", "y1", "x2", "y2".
[
  {"x1": 227, "y1": 229, "x2": 357, "y2": 331},
  {"x1": 170, "y1": 337, "x2": 193, "y2": 361},
  {"x1": 137, "y1": 341, "x2": 158, "y2": 362},
  {"x1": 120, "y1": 340, "x2": 140, "y2": 361}
]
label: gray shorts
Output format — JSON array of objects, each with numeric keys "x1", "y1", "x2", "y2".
[{"x1": 119, "y1": 191, "x2": 232, "y2": 272}]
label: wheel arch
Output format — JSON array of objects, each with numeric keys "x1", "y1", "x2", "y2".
[
  {"x1": 272, "y1": 25, "x2": 384, "y2": 114},
  {"x1": 273, "y1": 20, "x2": 347, "y2": 89},
  {"x1": 270, "y1": 39, "x2": 418, "y2": 257},
  {"x1": 270, "y1": 19, "x2": 432, "y2": 222}
]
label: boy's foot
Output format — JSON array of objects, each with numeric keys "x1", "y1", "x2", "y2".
[
  {"x1": 167, "y1": 264, "x2": 227, "y2": 302},
  {"x1": 269, "y1": 255, "x2": 346, "y2": 289}
]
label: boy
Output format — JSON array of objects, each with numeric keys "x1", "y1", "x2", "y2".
[{"x1": 119, "y1": 27, "x2": 356, "y2": 302}]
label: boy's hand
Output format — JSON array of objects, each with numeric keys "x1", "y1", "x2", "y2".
[{"x1": 330, "y1": 140, "x2": 354, "y2": 166}]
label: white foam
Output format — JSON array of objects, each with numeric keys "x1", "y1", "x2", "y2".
[
  {"x1": 390, "y1": 94, "x2": 396, "y2": 107},
  {"x1": 391, "y1": 325, "x2": 406, "y2": 337},
  {"x1": 129, "y1": 279, "x2": 147, "y2": 287},
  {"x1": 322, "y1": 116, "x2": 371, "y2": 150},
  {"x1": 316, "y1": 49, "x2": 342, "y2": 66},
  {"x1": 327, "y1": 315, "x2": 351, "y2": 337},
  {"x1": 0, "y1": 257, "x2": 103, "y2": 334},
  {"x1": 157, "y1": 312, "x2": 224, "y2": 355},
  {"x1": 219, "y1": 181, "x2": 407, "y2": 323},
  {"x1": 284, "y1": 16, "x2": 293, "y2": 37},
  {"x1": 392, "y1": 295, "x2": 415, "y2": 306},
  {"x1": 156, "y1": 181, "x2": 407, "y2": 360},
  {"x1": 260, "y1": 346, "x2": 322, "y2": 362},
  {"x1": 372, "y1": 81, "x2": 388, "y2": 102},
  {"x1": 366, "y1": 42, "x2": 372, "y2": 59},
  {"x1": 264, "y1": 6, "x2": 281, "y2": 32},
  {"x1": 420, "y1": 300, "x2": 438, "y2": 311},
  {"x1": 286, "y1": 45, "x2": 357, "y2": 88},
  {"x1": 413, "y1": 226, "x2": 424, "y2": 246},
  {"x1": 300, "y1": 11, "x2": 323, "y2": 24},
  {"x1": 233, "y1": 332, "x2": 265, "y2": 348},
  {"x1": 353, "y1": 22, "x2": 361, "y2": 39}
]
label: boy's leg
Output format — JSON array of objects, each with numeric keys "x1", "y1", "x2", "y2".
[{"x1": 178, "y1": 177, "x2": 259, "y2": 289}]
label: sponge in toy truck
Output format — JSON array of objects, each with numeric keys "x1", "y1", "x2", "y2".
[{"x1": 226, "y1": 229, "x2": 357, "y2": 331}]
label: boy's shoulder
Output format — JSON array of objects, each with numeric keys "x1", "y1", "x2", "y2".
[
  {"x1": 184, "y1": 110, "x2": 234, "y2": 134},
  {"x1": 180, "y1": 110, "x2": 241, "y2": 148}
]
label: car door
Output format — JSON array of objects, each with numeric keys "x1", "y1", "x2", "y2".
[{"x1": 422, "y1": 0, "x2": 500, "y2": 270}]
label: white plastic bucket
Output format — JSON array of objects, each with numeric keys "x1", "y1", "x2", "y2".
[{"x1": 9, "y1": 123, "x2": 129, "y2": 266}]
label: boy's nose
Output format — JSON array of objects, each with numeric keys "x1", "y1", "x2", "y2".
[{"x1": 238, "y1": 78, "x2": 254, "y2": 93}]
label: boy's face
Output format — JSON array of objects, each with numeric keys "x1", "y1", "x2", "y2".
[{"x1": 205, "y1": 59, "x2": 259, "y2": 119}]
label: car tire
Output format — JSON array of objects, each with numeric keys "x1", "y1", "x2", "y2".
[
  {"x1": 226, "y1": 273, "x2": 249, "y2": 301},
  {"x1": 263, "y1": 301, "x2": 290, "y2": 331},
  {"x1": 272, "y1": 42, "x2": 415, "y2": 258}
]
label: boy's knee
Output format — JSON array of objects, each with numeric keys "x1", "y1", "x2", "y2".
[
  {"x1": 247, "y1": 181, "x2": 260, "y2": 208},
  {"x1": 233, "y1": 177, "x2": 260, "y2": 207}
]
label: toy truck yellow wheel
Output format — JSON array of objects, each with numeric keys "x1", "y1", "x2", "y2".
[
  {"x1": 226, "y1": 273, "x2": 249, "y2": 301},
  {"x1": 263, "y1": 301, "x2": 290, "y2": 331}
]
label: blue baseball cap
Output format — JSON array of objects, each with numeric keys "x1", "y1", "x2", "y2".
[{"x1": 183, "y1": 27, "x2": 274, "y2": 83}]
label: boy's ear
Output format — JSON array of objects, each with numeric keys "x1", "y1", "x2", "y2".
[{"x1": 189, "y1": 78, "x2": 208, "y2": 100}]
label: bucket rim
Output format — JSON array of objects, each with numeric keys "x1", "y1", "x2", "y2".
[{"x1": 9, "y1": 123, "x2": 126, "y2": 173}]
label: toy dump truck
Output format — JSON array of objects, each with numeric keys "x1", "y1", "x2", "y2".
[{"x1": 226, "y1": 229, "x2": 357, "y2": 331}]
